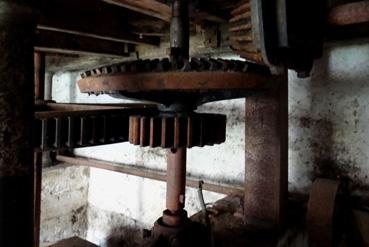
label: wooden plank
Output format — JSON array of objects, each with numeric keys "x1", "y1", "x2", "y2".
[
  {"x1": 35, "y1": 29, "x2": 135, "y2": 57},
  {"x1": 103, "y1": 0, "x2": 172, "y2": 22},
  {"x1": 39, "y1": 0, "x2": 161, "y2": 45},
  {"x1": 103, "y1": 0, "x2": 226, "y2": 23}
]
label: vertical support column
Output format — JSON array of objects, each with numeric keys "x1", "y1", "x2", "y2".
[
  {"x1": 33, "y1": 152, "x2": 43, "y2": 247},
  {"x1": 34, "y1": 52, "x2": 45, "y2": 101},
  {"x1": 245, "y1": 78, "x2": 288, "y2": 230},
  {"x1": 44, "y1": 72, "x2": 54, "y2": 101},
  {"x1": 0, "y1": 1, "x2": 37, "y2": 246},
  {"x1": 34, "y1": 51, "x2": 45, "y2": 247}
]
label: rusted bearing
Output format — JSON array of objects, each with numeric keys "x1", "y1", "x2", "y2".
[
  {"x1": 306, "y1": 179, "x2": 343, "y2": 247},
  {"x1": 129, "y1": 113, "x2": 226, "y2": 149}
]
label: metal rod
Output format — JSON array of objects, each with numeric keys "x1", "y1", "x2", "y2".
[
  {"x1": 0, "y1": 1, "x2": 37, "y2": 246},
  {"x1": 166, "y1": 147, "x2": 187, "y2": 213},
  {"x1": 56, "y1": 155, "x2": 244, "y2": 197}
]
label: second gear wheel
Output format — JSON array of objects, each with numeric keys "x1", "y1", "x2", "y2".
[{"x1": 129, "y1": 113, "x2": 226, "y2": 149}]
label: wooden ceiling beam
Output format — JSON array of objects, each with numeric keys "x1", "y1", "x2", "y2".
[
  {"x1": 35, "y1": 29, "x2": 135, "y2": 57},
  {"x1": 39, "y1": 0, "x2": 161, "y2": 45},
  {"x1": 103, "y1": 0, "x2": 172, "y2": 22},
  {"x1": 102, "y1": 0, "x2": 226, "y2": 23}
]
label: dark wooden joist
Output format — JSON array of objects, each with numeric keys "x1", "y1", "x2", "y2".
[
  {"x1": 103, "y1": 0, "x2": 172, "y2": 22},
  {"x1": 39, "y1": 0, "x2": 161, "y2": 45},
  {"x1": 102, "y1": 0, "x2": 226, "y2": 23},
  {"x1": 35, "y1": 29, "x2": 135, "y2": 57}
]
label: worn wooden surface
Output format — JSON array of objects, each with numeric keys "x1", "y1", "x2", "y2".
[{"x1": 44, "y1": 237, "x2": 99, "y2": 247}]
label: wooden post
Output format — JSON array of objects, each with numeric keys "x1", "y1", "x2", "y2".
[
  {"x1": 245, "y1": 78, "x2": 288, "y2": 230},
  {"x1": 0, "y1": 1, "x2": 37, "y2": 246}
]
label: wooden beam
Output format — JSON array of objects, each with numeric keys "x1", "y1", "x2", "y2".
[
  {"x1": 103, "y1": 0, "x2": 172, "y2": 22},
  {"x1": 33, "y1": 152, "x2": 42, "y2": 247},
  {"x1": 103, "y1": 0, "x2": 226, "y2": 23},
  {"x1": 37, "y1": 25, "x2": 159, "y2": 46},
  {"x1": 245, "y1": 78, "x2": 288, "y2": 230},
  {"x1": 56, "y1": 155, "x2": 244, "y2": 197},
  {"x1": 35, "y1": 29, "x2": 135, "y2": 57},
  {"x1": 39, "y1": 0, "x2": 160, "y2": 45}
]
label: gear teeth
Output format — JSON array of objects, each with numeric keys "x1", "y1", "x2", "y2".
[
  {"x1": 229, "y1": 1, "x2": 265, "y2": 64},
  {"x1": 80, "y1": 57, "x2": 271, "y2": 81},
  {"x1": 128, "y1": 113, "x2": 226, "y2": 149}
]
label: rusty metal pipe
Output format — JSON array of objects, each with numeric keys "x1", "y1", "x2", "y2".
[
  {"x1": 329, "y1": 1, "x2": 369, "y2": 26},
  {"x1": 166, "y1": 147, "x2": 187, "y2": 213}
]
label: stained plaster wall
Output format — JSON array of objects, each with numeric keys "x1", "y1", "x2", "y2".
[
  {"x1": 40, "y1": 165, "x2": 90, "y2": 243},
  {"x1": 42, "y1": 38, "x2": 369, "y2": 245}
]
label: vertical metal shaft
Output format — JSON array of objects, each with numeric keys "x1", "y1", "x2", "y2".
[
  {"x1": 0, "y1": 1, "x2": 37, "y2": 246},
  {"x1": 170, "y1": 0, "x2": 189, "y2": 62},
  {"x1": 166, "y1": 147, "x2": 187, "y2": 213}
]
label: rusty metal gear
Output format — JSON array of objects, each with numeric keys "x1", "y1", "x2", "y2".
[
  {"x1": 128, "y1": 113, "x2": 226, "y2": 149},
  {"x1": 77, "y1": 57, "x2": 282, "y2": 109},
  {"x1": 80, "y1": 57, "x2": 269, "y2": 79},
  {"x1": 229, "y1": 0, "x2": 265, "y2": 64}
]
